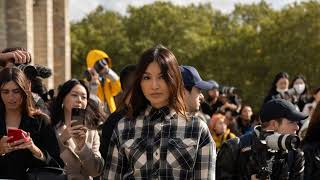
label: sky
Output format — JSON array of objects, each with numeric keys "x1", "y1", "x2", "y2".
[{"x1": 69, "y1": 0, "x2": 309, "y2": 22}]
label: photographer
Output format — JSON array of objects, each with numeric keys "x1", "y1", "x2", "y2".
[
  {"x1": 216, "y1": 99, "x2": 307, "y2": 180},
  {"x1": 85, "y1": 50, "x2": 121, "y2": 114}
]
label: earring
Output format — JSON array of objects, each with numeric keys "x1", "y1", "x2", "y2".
[{"x1": 61, "y1": 103, "x2": 64, "y2": 109}]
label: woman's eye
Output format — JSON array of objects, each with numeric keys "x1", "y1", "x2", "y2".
[
  {"x1": 142, "y1": 76, "x2": 150, "y2": 80},
  {"x1": 13, "y1": 89, "x2": 21, "y2": 94},
  {"x1": 1, "y1": 90, "x2": 9, "y2": 94}
]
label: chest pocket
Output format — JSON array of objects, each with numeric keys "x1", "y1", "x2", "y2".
[
  {"x1": 167, "y1": 138, "x2": 197, "y2": 170},
  {"x1": 122, "y1": 138, "x2": 147, "y2": 169}
]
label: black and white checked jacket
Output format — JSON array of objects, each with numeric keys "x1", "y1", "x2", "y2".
[{"x1": 104, "y1": 106, "x2": 216, "y2": 179}]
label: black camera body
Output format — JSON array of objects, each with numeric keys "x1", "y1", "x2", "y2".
[
  {"x1": 17, "y1": 64, "x2": 52, "y2": 80},
  {"x1": 83, "y1": 59, "x2": 109, "y2": 81},
  {"x1": 17, "y1": 64, "x2": 37, "y2": 80}
]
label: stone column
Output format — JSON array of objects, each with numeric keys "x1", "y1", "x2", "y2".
[
  {"x1": 53, "y1": 0, "x2": 71, "y2": 87},
  {"x1": 5, "y1": 0, "x2": 34, "y2": 55},
  {"x1": 33, "y1": 0, "x2": 54, "y2": 89},
  {"x1": 0, "y1": 0, "x2": 7, "y2": 50}
]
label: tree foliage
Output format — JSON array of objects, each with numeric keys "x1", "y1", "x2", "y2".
[{"x1": 71, "y1": 0, "x2": 320, "y2": 111}]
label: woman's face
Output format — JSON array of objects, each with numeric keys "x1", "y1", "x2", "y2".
[
  {"x1": 1, "y1": 81, "x2": 23, "y2": 111},
  {"x1": 208, "y1": 89, "x2": 219, "y2": 98},
  {"x1": 293, "y1": 78, "x2": 304, "y2": 86},
  {"x1": 140, "y1": 61, "x2": 170, "y2": 109},
  {"x1": 276, "y1": 77, "x2": 289, "y2": 91},
  {"x1": 63, "y1": 84, "x2": 88, "y2": 112},
  {"x1": 214, "y1": 119, "x2": 227, "y2": 135},
  {"x1": 241, "y1": 106, "x2": 253, "y2": 120}
]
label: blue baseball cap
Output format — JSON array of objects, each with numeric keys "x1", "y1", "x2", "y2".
[
  {"x1": 208, "y1": 80, "x2": 219, "y2": 89},
  {"x1": 260, "y1": 99, "x2": 308, "y2": 123},
  {"x1": 179, "y1": 65, "x2": 213, "y2": 90}
]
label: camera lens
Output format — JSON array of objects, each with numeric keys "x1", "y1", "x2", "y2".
[
  {"x1": 266, "y1": 133, "x2": 300, "y2": 151},
  {"x1": 94, "y1": 59, "x2": 108, "y2": 73}
]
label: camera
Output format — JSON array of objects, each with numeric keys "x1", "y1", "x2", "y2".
[
  {"x1": 249, "y1": 126, "x2": 300, "y2": 179},
  {"x1": 256, "y1": 126, "x2": 300, "y2": 151},
  {"x1": 83, "y1": 59, "x2": 109, "y2": 81},
  {"x1": 16, "y1": 64, "x2": 52, "y2": 80},
  {"x1": 219, "y1": 85, "x2": 237, "y2": 96},
  {"x1": 17, "y1": 64, "x2": 37, "y2": 80},
  {"x1": 265, "y1": 133, "x2": 300, "y2": 151},
  {"x1": 93, "y1": 59, "x2": 108, "y2": 73}
]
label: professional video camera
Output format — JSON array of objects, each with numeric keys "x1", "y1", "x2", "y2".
[
  {"x1": 248, "y1": 126, "x2": 300, "y2": 179},
  {"x1": 17, "y1": 64, "x2": 52, "y2": 80}
]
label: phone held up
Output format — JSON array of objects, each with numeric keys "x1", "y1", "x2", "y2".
[{"x1": 71, "y1": 108, "x2": 86, "y2": 127}]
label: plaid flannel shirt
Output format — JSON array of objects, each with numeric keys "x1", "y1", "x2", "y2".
[{"x1": 104, "y1": 106, "x2": 216, "y2": 179}]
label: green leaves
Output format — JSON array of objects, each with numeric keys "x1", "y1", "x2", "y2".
[{"x1": 71, "y1": 1, "x2": 320, "y2": 111}]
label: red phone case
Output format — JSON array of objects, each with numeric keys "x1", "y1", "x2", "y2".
[{"x1": 7, "y1": 128, "x2": 29, "y2": 143}]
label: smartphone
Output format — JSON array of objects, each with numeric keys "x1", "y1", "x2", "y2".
[
  {"x1": 7, "y1": 128, "x2": 29, "y2": 143},
  {"x1": 71, "y1": 108, "x2": 86, "y2": 127}
]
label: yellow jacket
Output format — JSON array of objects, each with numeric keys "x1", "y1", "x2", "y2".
[
  {"x1": 212, "y1": 129, "x2": 236, "y2": 151},
  {"x1": 86, "y1": 50, "x2": 121, "y2": 113}
]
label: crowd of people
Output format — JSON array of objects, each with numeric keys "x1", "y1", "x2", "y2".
[{"x1": 0, "y1": 45, "x2": 319, "y2": 179}]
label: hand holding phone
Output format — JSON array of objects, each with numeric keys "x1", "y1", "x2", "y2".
[
  {"x1": 71, "y1": 108, "x2": 86, "y2": 127},
  {"x1": 7, "y1": 128, "x2": 30, "y2": 143}
]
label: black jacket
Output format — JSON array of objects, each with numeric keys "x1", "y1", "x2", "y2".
[
  {"x1": 100, "y1": 107, "x2": 127, "y2": 161},
  {"x1": 0, "y1": 114, "x2": 63, "y2": 179},
  {"x1": 303, "y1": 142, "x2": 320, "y2": 180},
  {"x1": 216, "y1": 130, "x2": 304, "y2": 180}
]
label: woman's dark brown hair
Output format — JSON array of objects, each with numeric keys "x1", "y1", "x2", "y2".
[
  {"x1": 304, "y1": 102, "x2": 320, "y2": 143},
  {"x1": 0, "y1": 67, "x2": 37, "y2": 117},
  {"x1": 125, "y1": 45, "x2": 186, "y2": 118}
]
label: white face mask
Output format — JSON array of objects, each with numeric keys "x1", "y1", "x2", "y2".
[
  {"x1": 276, "y1": 88, "x2": 287, "y2": 94},
  {"x1": 294, "y1": 84, "x2": 305, "y2": 94}
]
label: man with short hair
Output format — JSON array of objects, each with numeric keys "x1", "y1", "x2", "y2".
[
  {"x1": 180, "y1": 65, "x2": 216, "y2": 179},
  {"x1": 180, "y1": 65, "x2": 213, "y2": 113},
  {"x1": 216, "y1": 99, "x2": 306, "y2": 180}
]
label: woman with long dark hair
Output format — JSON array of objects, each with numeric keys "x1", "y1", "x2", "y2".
[
  {"x1": 48, "y1": 79, "x2": 104, "y2": 180},
  {"x1": 302, "y1": 102, "x2": 320, "y2": 180},
  {"x1": 0, "y1": 67, "x2": 62, "y2": 179},
  {"x1": 104, "y1": 45, "x2": 215, "y2": 179},
  {"x1": 263, "y1": 72, "x2": 290, "y2": 103}
]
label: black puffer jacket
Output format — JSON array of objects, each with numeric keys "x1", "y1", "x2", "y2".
[
  {"x1": 216, "y1": 129, "x2": 304, "y2": 180},
  {"x1": 303, "y1": 142, "x2": 320, "y2": 180}
]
